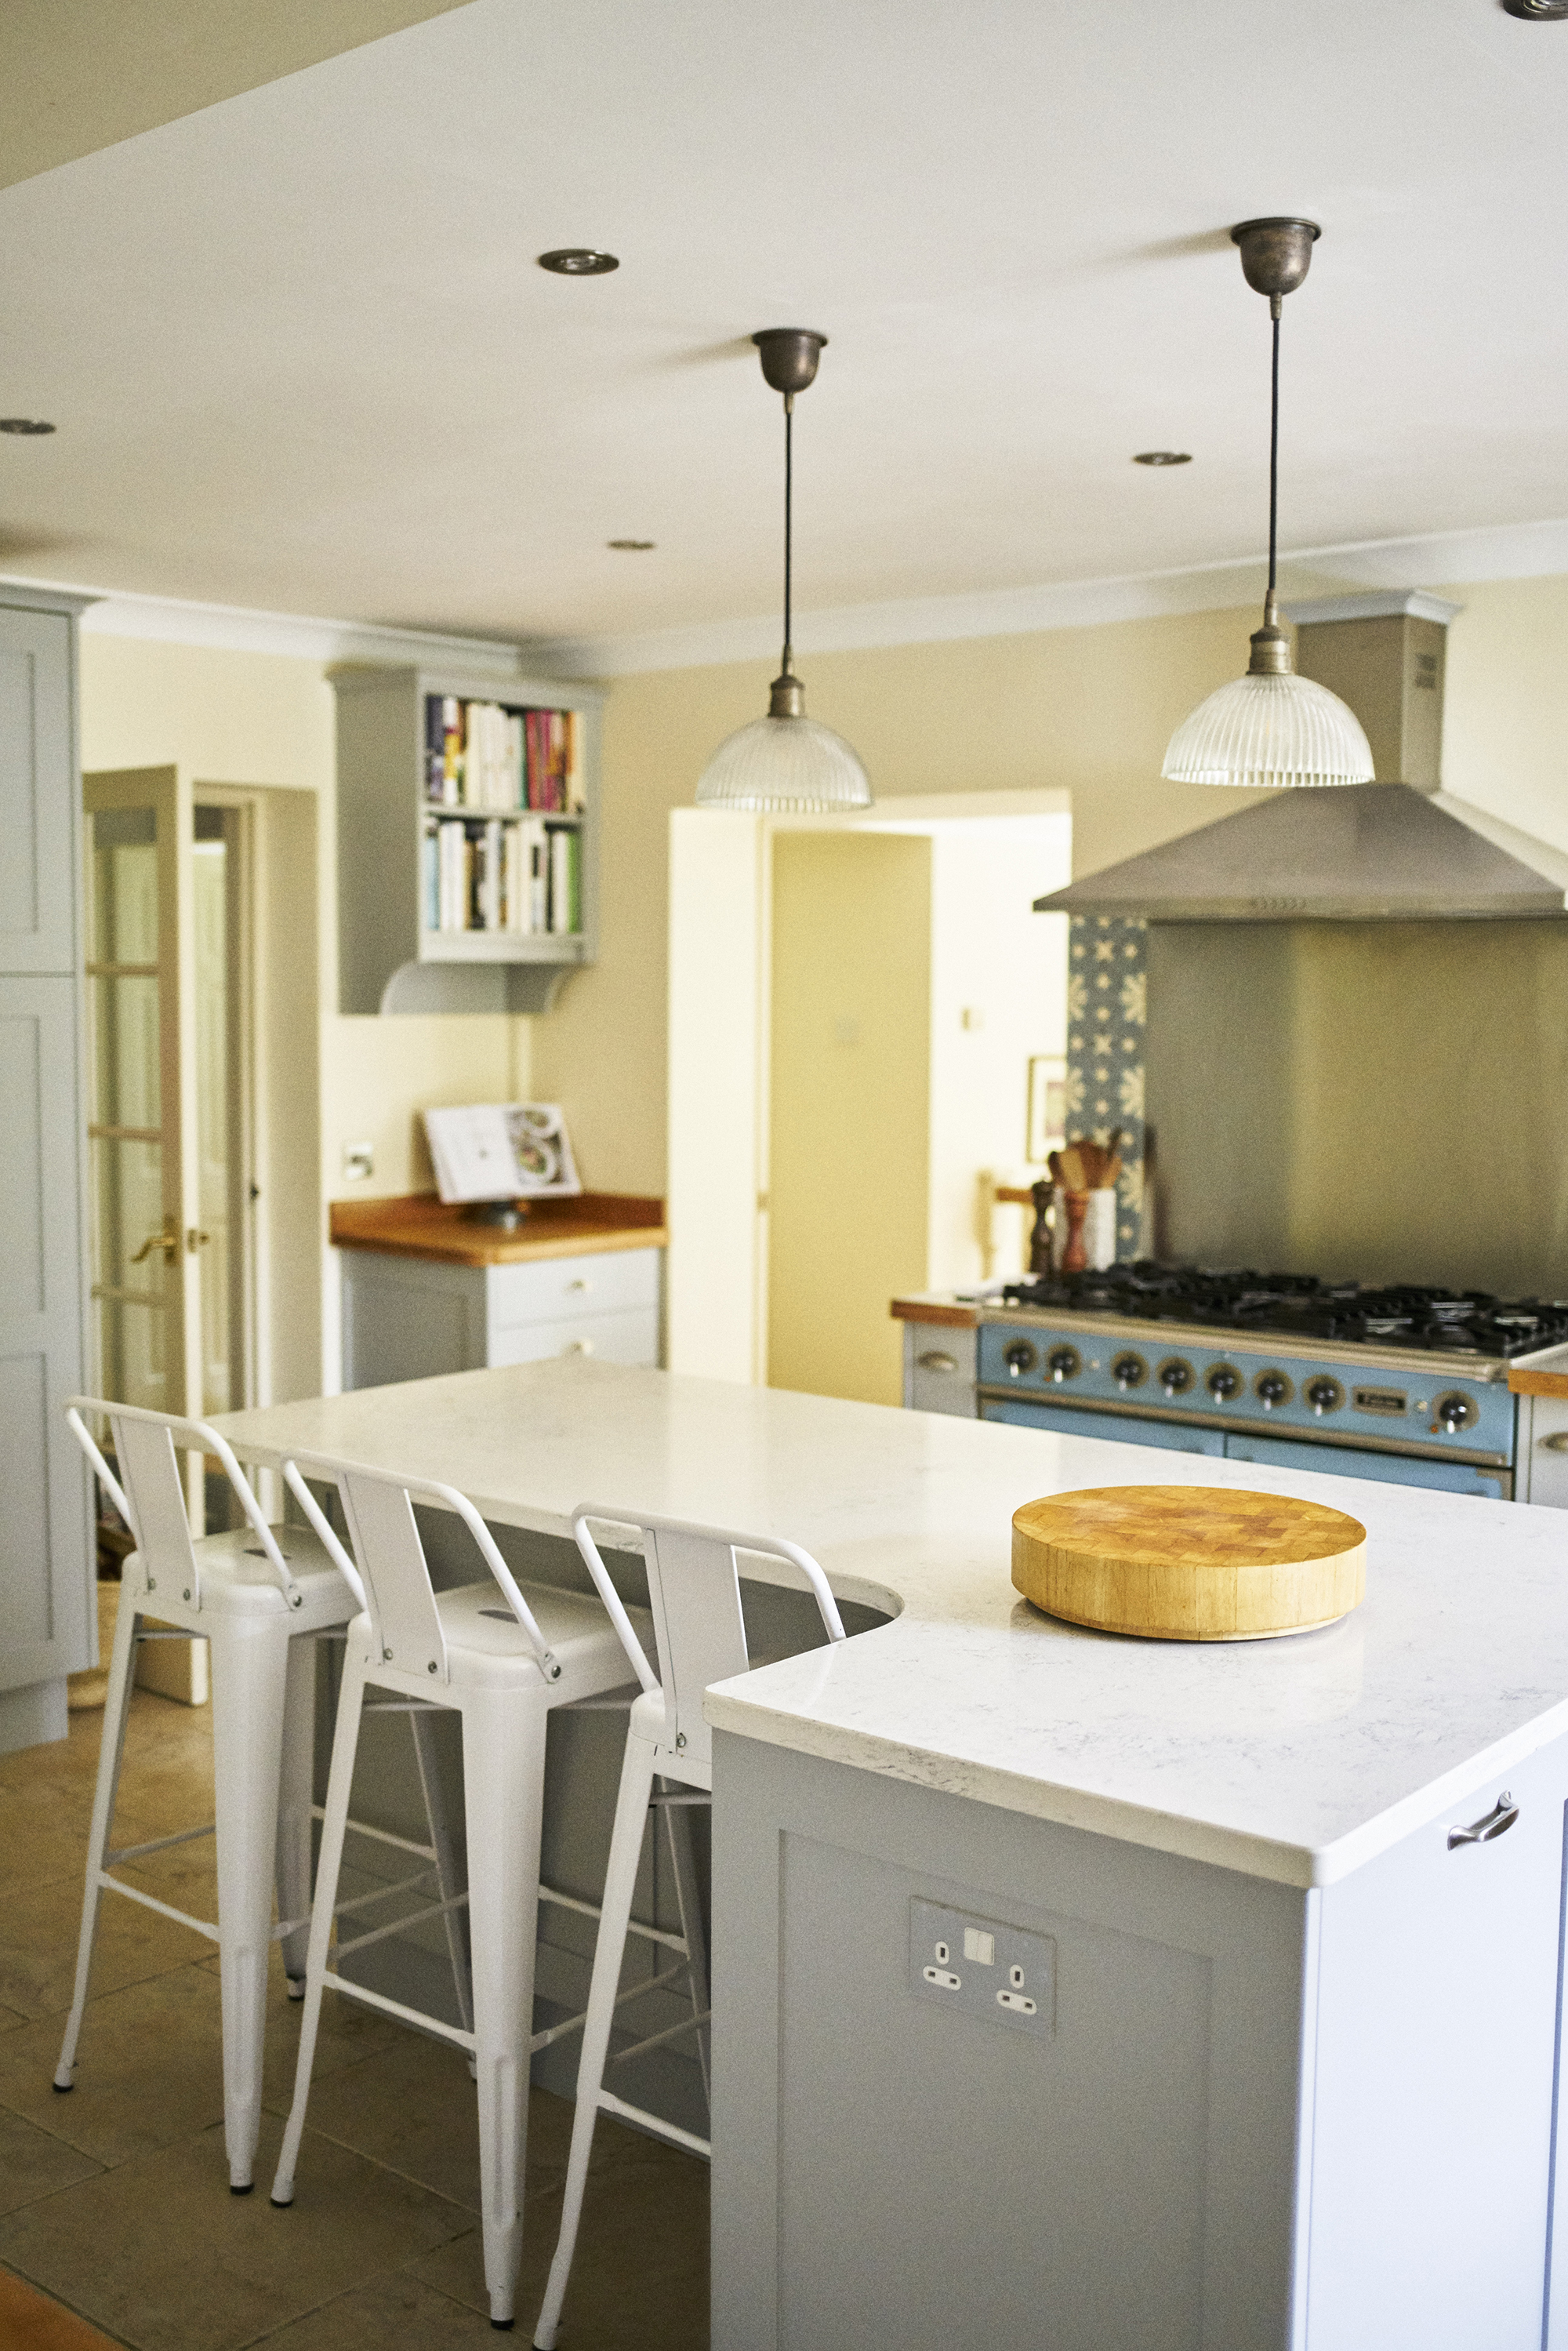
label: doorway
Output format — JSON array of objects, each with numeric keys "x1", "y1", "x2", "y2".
[{"x1": 85, "y1": 772, "x2": 262, "y2": 1704}]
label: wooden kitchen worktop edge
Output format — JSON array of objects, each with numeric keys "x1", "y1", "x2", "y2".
[
  {"x1": 1510, "y1": 1365, "x2": 1568, "y2": 1400},
  {"x1": 330, "y1": 1192, "x2": 666, "y2": 1268},
  {"x1": 891, "y1": 1295, "x2": 978, "y2": 1328}
]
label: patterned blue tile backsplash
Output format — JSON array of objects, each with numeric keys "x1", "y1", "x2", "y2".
[{"x1": 1067, "y1": 915, "x2": 1147, "y2": 1258}]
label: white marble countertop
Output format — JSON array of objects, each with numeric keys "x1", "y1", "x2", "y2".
[{"x1": 212, "y1": 1359, "x2": 1568, "y2": 1890}]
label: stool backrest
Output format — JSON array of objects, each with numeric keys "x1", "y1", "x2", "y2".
[
  {"x1": 281, "y1": 1450, "x2": 563, "y2": 1687},
  {"x1": 572, "y1": 1506, "x2": 845, "y2": 1770},
  {"x1": 65, "y1": 1397, "x2": 299, "y2": 1610}
]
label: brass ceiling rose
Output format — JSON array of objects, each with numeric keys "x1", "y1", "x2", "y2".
[
  {"x1": 1502, "y1": 0, "x2": 1568, "y2": 17},
  {"x1": 536, "y1": 249, "x2": 619, "y2": 275}
]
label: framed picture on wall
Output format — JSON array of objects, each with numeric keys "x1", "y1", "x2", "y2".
[{"x1": 1026, "y1": 1055, "x2": 1067, "y2": 1165}]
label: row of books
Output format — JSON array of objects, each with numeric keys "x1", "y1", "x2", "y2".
[
  {"x1": 425, "y1": 696, "x2": 586, "y2": 814},
  {"x1": 423, "y1": 816, "x2": 582, "y2": 937}
]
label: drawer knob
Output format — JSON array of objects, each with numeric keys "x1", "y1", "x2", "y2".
[
  {"x1": 564, "y1": 1338, "x2": 596, "y2": 1357},
  {"x1": 917, "y1": 1350, "x2": 959, "y2": 1373},
  {"x1": 1540, "y1": 1432, "x2": 1568, "y2": 1454}
]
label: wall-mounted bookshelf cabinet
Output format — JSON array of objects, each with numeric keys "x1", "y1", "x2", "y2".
[{"x1": 332, "y1": 663, "x2": 604, "y2": 1016}]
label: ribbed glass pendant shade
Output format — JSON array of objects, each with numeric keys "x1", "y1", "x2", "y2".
[
  {"x1": 1162, "y1": 669, "x2": 1374, "y2": 788},
  {"x1": 695, "y1": 710, "x2": 872, "y2": 812}
]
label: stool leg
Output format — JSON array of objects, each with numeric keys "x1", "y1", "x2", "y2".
[
  {"x1": 209, "y1": 1615, "x2": 292, "y2": 2191},
  {"x1": 270, "y1": 1646, "x2": 368, "y2": 2207},
  {"x1": 410, "y1": 1706, "x2": 473, "y2": 2036},
  {"x1": 275, "y1": 1635, "x2": 318, "y2": 1997},
  {"x1": 463, "y1": 1688, "x2": 549, "y2": 2331},
  {"x1": 53, "y1": 1582, "x2": 143, "y2": 2091},
  {"x1": 663, "y1": 1791, "x2": 712, "y2": 2106},
  {"x1": 532, "y1": 1733, "x2": 656, "y2": 2351}
]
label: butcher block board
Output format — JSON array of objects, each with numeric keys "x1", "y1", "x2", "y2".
[{"x1": 1011, "y1": 1485, "x2": 1366, "y2": 1642}]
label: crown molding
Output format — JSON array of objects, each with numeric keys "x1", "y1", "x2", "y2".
[
  {"x1": 0, "y1": 576, "x2": 530, "y2": 679},
  {"x1": 525, "y1": 515, "x2": 1568, "y2": 680},
  {"x1": 7, "y1": 510, "x2": 1568, "y2": 685},
  {"x1": 1284, "y1": 590, "x2": 1466, "y2": 627}
]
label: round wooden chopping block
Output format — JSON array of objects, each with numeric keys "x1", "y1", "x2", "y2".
[{"x1": 1011, "y1": 1484, "x2": 1366, "y2": 1642}]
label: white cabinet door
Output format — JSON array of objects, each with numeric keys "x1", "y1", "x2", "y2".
[{"x1": 1523, "y1": 1394, "x2": 1568, "y2": 1509}]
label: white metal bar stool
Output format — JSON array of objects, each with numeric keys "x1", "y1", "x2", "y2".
[
  {"x1": 268, "y1": 1451, "x2": 647, "y2": 2332},
  {"x1": 56, "y1": 1400, "x2": 365, "y2": 2193},
  {"x1": 530, "y1": 1507, "x2": 846, "y2": 2351}
]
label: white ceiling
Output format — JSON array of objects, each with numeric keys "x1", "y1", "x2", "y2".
[{"x1": 2, "y1": 0, "x2": 1566, "y2": 665}]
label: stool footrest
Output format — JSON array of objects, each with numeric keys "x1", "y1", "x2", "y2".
[
  {"x1": 319, "y1": 1969, "x2": 477, "y2": 2052},
  {"x1": 595, "y1": 2089, "x2": 710, "y2": 2160},
  {"x1": 97, "y1": 1871, "x2": 218, "y2": 1943}
]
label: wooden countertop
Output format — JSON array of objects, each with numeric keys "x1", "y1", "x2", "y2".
[
  {"x1": 890, "y1": 1294, "x2": 979, "y2": 1329},
  {"x1": 330, "y1": 1192, "x2": 666, "y2": 1268},
  {"x1": 1510, "y1": 1364, "x2": 1568, "y2": 1400}
]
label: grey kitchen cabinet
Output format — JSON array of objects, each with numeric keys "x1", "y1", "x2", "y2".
[
  {"x1": 899, "y1": 1318, "x2": 978, "y2": 1416},
  {"x1": 713, "y1": 1724, "x2": 1568, "y2": 2351},
  {"x1": 341, "y1": 1246, "x2": 663, "y2": 1390},
  {"x1": 1519, "y1": 1390, "x2": 1568, "y2": 1507},
  {"x1": 0, "y1": 588, "x2": 93, "y2": 1751},
  {"x1": 331, "y1": 663, "x2": 603, "y2": 1017}
]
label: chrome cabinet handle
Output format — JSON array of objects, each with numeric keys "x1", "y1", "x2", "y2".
[
  {"x1": 1540, "y1": 1432, "x2": 1568, "y2": 1454},
  {"x1": 918, "y1": 1350, "x2": 959, "y2": 1373},
  {"x1": 1448, "y1": 1793, "x2": 1519, "y2": 1850}
]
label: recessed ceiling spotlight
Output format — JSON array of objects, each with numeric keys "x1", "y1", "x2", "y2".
[
  {"x1": 1503, "y1": 1, "x2": 1568, "y2": 18},
  {"x1": 607, "y1": 539, "x2": 655, "y2": 551},
  {"x1": 1133, "y1": 450, "x2": 1192, "y2": 467},
  {"x1": 0, "y1": 417, "x2": 56, "y2": 435},
  {"x1": 537, "y1": 249, "x2": 619, "y2": 275}
]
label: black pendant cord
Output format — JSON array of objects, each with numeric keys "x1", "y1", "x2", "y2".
[{"x1": 782, "y1": 393, "x2": 794, "y2": 675}]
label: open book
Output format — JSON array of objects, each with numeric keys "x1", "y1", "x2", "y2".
[{"x1": 422, "y1": 1103, "x2": 581, "y2": 1204}]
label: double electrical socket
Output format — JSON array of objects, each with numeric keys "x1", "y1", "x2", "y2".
[{"x1": 909, "y1": 1898, "x2": 1054, "y2": 2037}]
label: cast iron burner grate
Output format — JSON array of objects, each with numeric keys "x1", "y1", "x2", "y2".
[{"x1": 1000, "y1": 1263, "x2": 1568, "y2": 1358}]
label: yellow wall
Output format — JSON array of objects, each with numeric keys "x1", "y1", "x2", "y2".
[
  {"x1": 1439, "y1": 574, "x2": 1568, "y2": 856},
  {"x1": 79, "y1": 633, "x2": 530, "y2": 1393},
  {"x1": 768, "y1": 832, "x2": 932, "y2": 1407},
  {"x1": 533, "y1": 600, "x2": 1278, "y2": 1194}
]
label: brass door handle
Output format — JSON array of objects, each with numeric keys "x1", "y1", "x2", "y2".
[{"x1": 129, "y1": 1216, "x2": 179, "y2": 1267}]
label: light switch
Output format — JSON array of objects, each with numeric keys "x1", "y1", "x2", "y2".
[{"x1": 962, "y1": 1927, "x2": 995, "y2": 1966}]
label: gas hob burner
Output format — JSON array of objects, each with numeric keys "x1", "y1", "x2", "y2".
[{"x1": 999, "y1": 1263, "x2": 1568, "y2": 1358}]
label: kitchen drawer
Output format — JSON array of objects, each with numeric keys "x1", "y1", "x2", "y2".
[
  {"x1": 1223, "y1": 1430, "x2": 1508, "y2": 1499},
  {"x1": 904, "y1": 1324, "x2": 976, "y2": 1416},
  {"x1": 487, "y1": 1247, "x2": 660, "y2": 1332},
  {"x1": 488, "y1": 1305, "x2": 660, "y2": 1368},
  {"x1": 1521, "y1": 1395, "x2": 1568, "y2": 1508},
  {"x1": 980, "y1": 1397, "x2": 1226, "y2": 1455}
]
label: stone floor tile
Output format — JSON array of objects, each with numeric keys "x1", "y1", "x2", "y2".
[
  {"x1": 0, "y1": 1967, "x2": 225, "y2": 2167},
  {"x1": 0, "y1": 2114, "x2": 470, "y2": 2351},
  {"x1": 0, "y1": 2106, "x2": 103, "y2": 2215},
  {"x1": 241, "y1": 2271, "x2": 495, "y2": 2349},
  {"x1": 0, "y1": 1870, "x2": 209, "y2": 2023},
  {"x1": 408, "y1": 2117, "x2": 708, "y2": 2348}
]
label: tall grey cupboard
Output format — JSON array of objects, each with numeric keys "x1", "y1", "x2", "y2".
[{"x1": 0, "y1": 584, "x2": 93, "y2": 1751}]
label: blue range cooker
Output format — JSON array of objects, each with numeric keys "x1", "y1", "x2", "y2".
[{"x1": 957, "y1": 1267, "x2": 1568, "y2": 1500}]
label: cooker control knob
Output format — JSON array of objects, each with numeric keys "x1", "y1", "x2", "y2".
[
  {"x1": 1256, "y1": 1372, "x2": 1290, "y2": 1411},
  {"x1": 1046, "y1": 1346, "x2": 1082, "y2": 1384},
  {"x1": 1305, "y1": 1376, "x2": 1345, "y2": 1416},
  {"x1": 1158, "y1": 1357, "x2": 1194, "y2": 1397},
  {"x1": 1112, "y1": 1351, "x2": 1147, "y2": 1391},
  {"x1": 1436, "y1": 1391, "x2": 1477, "y2": 1434},
  {"x1": 1206, "y1": 1364, "x2": 1240, "y2": 1401},
  {"x1": 1002, "y1": 1340, "x2": 1038, "y2": 1379}
]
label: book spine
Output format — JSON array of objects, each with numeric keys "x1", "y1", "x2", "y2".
[
  {"x1": 443, "y1": 699, "x2": 465, "y2": 809},
  {"x1": 482, "y1": 818, "x2": 502, "y2": 930},
  {"x1": 506, "y1": 711, "x2": 524, "y2": 812},
  {"x1": 503, "y1": 821, "x2": 524, "y2": 932},
  {"x1": 528, "y1": 816, "x2": 547, "y2": 932},
  {"x1": 425, "y1": 696, "x2": 445, "y2": 802},
  {"x1": 548, "y1": 825, "x2": 569, "y2": 935},
  {"x1": 568, "y1": 827, "x2": 581, "y2": 933},
  {"x1": 564, "y1": 709, "x2": 586, "y2": 811},
  {"x1": 423, "y1": 825, "x2": 438, "y2": 930}
]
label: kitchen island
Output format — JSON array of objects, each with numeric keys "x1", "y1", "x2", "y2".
[{"x1": 211, "y1": 1360, "x2": 1568, "y2": 2351}]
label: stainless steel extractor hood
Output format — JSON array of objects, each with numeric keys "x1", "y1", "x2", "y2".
[{"x1": 1035, "y1": 592, "x2": 1568, "y2": 922}]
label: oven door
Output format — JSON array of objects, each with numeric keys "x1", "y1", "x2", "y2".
[
  {"x1": 1222, "y1": 1429, "x2": 1510, "y2": 1499},
  {"x1": 980, "y1": 1396, "x2": 1225, "y2": 1456}
]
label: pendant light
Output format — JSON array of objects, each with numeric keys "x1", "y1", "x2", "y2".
[
  {"x1": 1162, "y1": 219, "x2": 1374, "y2": 790},
  {"x1": 695, "y1": 329, "x2": 872, "y2": 812}
]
